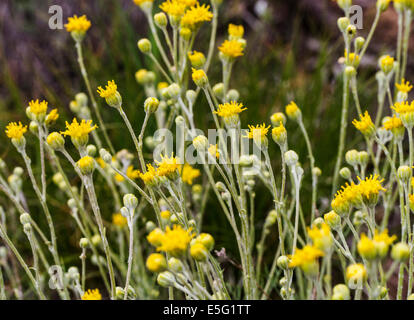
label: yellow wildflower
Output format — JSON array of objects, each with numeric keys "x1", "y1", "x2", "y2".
[
  {"x1": 383, "y1": 115, "x2": 403, "y2": 131},
  {"x1": 97, "y1": 80, "x2": 122, "y2": 107},
  {"x1": 160, "y1": 210, "x2": 171, "y2": 220},
  {"x1": 344, "y1": 50, "x2": 360, "y2": 67},
  {"x1": 307, "y1": 222, "x2": 333, "y2": 252},
  {"x1": 156, "y1": 155, "x2": 180, "y2": 180},
  {"x1": 214, "y1": 101, "x2": 246, "y2": 127},
  {"x1": 112, "y1": 213, "x2": 128, "y2": 228},
  {"x1": 160, "y1": 0, "x2": 186, "y2": 18},
  {"x1": 346, "y1": 263, "x2": 367, "y2": 283},
  {"x1": 244, "y1": 123, "x2": 271, "y2": 145},
  {"x1": 45, "y1": 109, "x2": 59, "y2": 125},
  {"x1": 191, "y1": 68, "x2": 208, "y2": 87},
  {"x1": 228, "y1": 24, "x2": 244, "y2": 39},
  {"x1": 181, "y1": 163, "x2": 200, "y2": 185},
  {"x1": 285, "y1": 101, "x2": 301, "y2": 120},
  {"x1": 208, "y1": 144, "x2": 220, "y2": 159},
  {"x1": 288, "y1": 244, "x2": 324, "y2": 276},
  {"x1": 146, "y1": 253, "x2": 167, "y2": 273},
  {"x1": 77, "y1": 156, "x2": 95, "y2": 175},
  {"x1": 352, "y1": 111, "x2": 376, "y2": 137},
  {"x1": 271, "y1": 121, "x2": 287, "y2": 145},
  {"x1": 64, "y1": 15, "x2": 91, "y2": 33},
  {"x1": 180, "y1": 3, "x2": 213, "y2": 29},
  {"x1": 218, "y1": 39, "x2": 244, "y2": 59},
  {"x1": 357, "y1": 174, "x2": 386, "y2": 207},
  {"x1": 396, "y1": 78, "x2": 413, "y2": 93},
  {"x1": 373, "y1": 229, "x2": 396, "y2": 258},
  {"x1": 357, "y1": 233, "x2": 377, "y2": 260},
  {"x1": 392, "y1": 101, "x2": 414, "y2": 127},
  {"x1": 147, "y1": 228, "x2": 164, "y2": 247},
  {"x1": 133, "y1": 0, "x2": 154, "y2": 9},
  {"x1": 28, "y1": 99, "x2": 48, "y2": 119},
  {"x1": 379, "y1": 55, "x2": 394, "y2": 74},
  {"x1": 61, "y1": 118, "x2": 97, "y2": 147},
  {"x1": 5, "y1": 122, "x2": 27, "y2": 140},
  {"x1": 188, "y1": 50, "x2": 206, "y2": 68},
  {"x1": 81, "y1": 289, "x2": 102, "y2": 300},
  {"x1": 138, "y1": 164, "x2": 158, "y2": 186},
  {"x1": 156, "y1": 224, "x2": 194, "y2": 257}
]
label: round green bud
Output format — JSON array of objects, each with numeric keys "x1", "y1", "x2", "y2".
[
  {"x1": 86, "y1": 144, "x2": 97, "y2": 157},
  {"x1": 79, "y1": 238, "x2": 89, "y2": 248},
  {"x1": 123, "y1": 193, "x2": 138, "y2": 212},
  {"x1": 20, "y1": 213, "x2": 31, "y2": 225},
  {"x1": 144, "y1": 97, "x2": 159, "y2": 114},
  {"x1": 337, "y1": 17, "x2": 350, "y2": 32},
  {"x1": 157, "y1": 271, "x2": 175, "y2": 287},
  {"x1": 284, "y1": 150, "x2": 299, "y2": 167},
  {"x1": 339, "y1": 167, "x2": 352, "y2": 180},
  {"x1": 277, "y1": 255, "x2": 290, "y2": 270},
  {"x1": 137, "y1": 38, "x2": 152, "y2": 54},
  {"x1": 391, "y1": 242, "x2": 410, "y2": 262},
  {"x1": 154, "y1": 12, "x2": 168, "y2": 28}
]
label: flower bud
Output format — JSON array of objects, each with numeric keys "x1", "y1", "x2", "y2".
[
  {"x1": 355, "y1": 37, "x2": 365, "y2": 51},
  {"x1": 154, "y1": 12, "x2": 167, "y2": 28},
  {"x1": 23, "y1": 223, "x2": 31, "y2": 233},
  {"x1": 277, "y1": 255, "x2": 290, "y2": 270},
  {"x1": 186, "y1": 90, "x2": 197, "y2": 105},
  {"x1": 357, "y1": 151, "x2": 369, "y2": 167},
  {"x1": 239, "y1": 155, "x2": 253, "y2": 167},
  {"x1": 339, "y1": 167, "x2": 351, "y2": 180},
  {"x1": 79, "y1": 238, "x2": 89, "y2": 248},
  {"x1": 180, "y1": 27, "x2": 192, "y2": 41},
  {"x1": 212, "y1": 83, "x2": 224, "y2": 99},
  {"x1": 397, "y1": 165, "x2": 412, "y2": 183},
  {"x1": 337, "y1": 17, "x2": 350, "y2": 33},
  {"x1": 20, "y1": 213, "x2": 31, "y2": 225},
  {"x1": 345, "y1": 66, "x2": 356, "y2": 77},
  {"x1": 99, "y1": 148, "x2": 112, "y2": 164},
  {"x1": 192, "y1": 68, "x2": 208, "y2": 88},
  {"x1": 391, "y1": 242, "x2": 410, "y2": 262},
  {"x1": 312, "y1": 167, "x2": 322, "y2": 177},
  {"x1": 332, "y1": 284, "x2": 350, "y2": 300},
  {"x1": 284, "y1": 150, "x2": 299, "y2": 166},
  {"x1": 86, "y1": 144, "x2": 97, "y2": 157},
  {"x1": 193, "y1": 135, "x2": 209, "y2": 151},
  {"x1": 345, "y1": 149, "x2": 359, "y2": 166},
  {"x1": 157, "y1": 271, "x2": 176, "y2": 287},
  {"x1": 91, "y1": 234, "x2": 101, "y2": 246},
  {"x1": 312, "y1": 217, "x2": 324, "y2": 228},
  {"x1": 324, "y1": 210, "x2": 341, "y2": 230},
  {"x1": 145, "y1": 221, "x2": 156, "y2": 232},
  {"x1": 77, "y1": 156, "x2": 95, "y2": 175},
  {"x1": 144, "y1": 97, "x2": 159, "y2": 114},
  {"x1": 123, "y1": 194, "x2": 138, "y2": 212},
  {"x1": 226, "y1": 89, "x2": 239, "y2": 102},
  {"x1": 190, "y1": 243, "x2": 208, "y2": 261},
  {"x1": 195, "y1": 233, "x2": 214, "y2": 251},
  {"x1": 137, "y1": 38, "x2": 151, "y2": 54}
]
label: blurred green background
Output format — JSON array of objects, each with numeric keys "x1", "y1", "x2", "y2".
[{"x1": 0, "y1": 0, "x2": 408, "y2": 297}]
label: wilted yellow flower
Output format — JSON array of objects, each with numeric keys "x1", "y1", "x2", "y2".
[
  {"x1": 81, "y1": 289, "x2": 101, "y2": 300},
  {"x1": 64, "y1": 15, "x2": 91, "y2": 33},
  {"x1": 181, "y1": 163, "x2": 200, "y2": 185},
  {"x1": 352, "y1": 111, "x2": 376, "y2": 137},
  {"x1": 156, "y1": 224, "x2": 194, "y2": 257},
  {"x1": 112, "y1": 213, "x2": 128, "y2": 228},
  {"x1": 218, "y1": 40, "x2": 244, "y2": 59}
]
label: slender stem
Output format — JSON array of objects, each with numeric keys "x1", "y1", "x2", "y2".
[{"x1": 124, "y1": 219, "x2": 134, "y2": 300}]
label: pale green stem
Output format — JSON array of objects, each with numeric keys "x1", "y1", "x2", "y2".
[{"x1": 124, "y1": 218, "x2": 134, "y2": 300}]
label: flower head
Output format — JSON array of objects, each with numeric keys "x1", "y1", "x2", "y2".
[
  {"x1": 373, "y1": 229, "x2": 396, "y2": 258},
  {"x1": 379, "y1": 55, "x2": 394, "y2": 74},
  {"x1": 180, "y1": 3, "x2": 213, "y2": 30},
  {"x1": 357, "y1": 174, "x2": 386, "y2": 207},
  {"x1": 61, "y1": 118, "x2": 97, "y2": 148},
  {"x1": 160, "y1": 0, "x2": 187, "y2": 18},
  {"x1": 156, "y1": 224, "x2": 194, "y2": 257},
  {"x1": 285, "y1": 101, "x2": 301, "y2": 120},
  {"x1": 383, "y1": 115, "x2": 403, "y2": 132},
  {"x1": 352, "y1": 111, "x2": 376, "y2": 137},
  {"x1": 191, "y1": 68, "x2": 208, "y2": 87},
  {"x1": 5, "y1": 122, "x2": 27, "y2": 140},
  {"x1": 81, "y1": 289, "x2": 101, "y2": 300},
  {"x1": 65, "y1": 15, "x2": 91, "y2": 33},
  {"x1": 228, "y1": 24, "x2": 244, "y2": 39},
  {"x1": 392, "y1": 101, "x2": 414, "y2": 127},
  {"x1": 214, "y1": 101, "x2": 246, "y2": 127},
  {"x1": 188, "y1": 50, "x2": 206, "y2": 68},
  {"x1": 346, "y1": 263, "x2": 367, "y2": 283},
  {"x1": 28, "y1": 99, "x2": 48, "y2": 121},
  {"x1": 357, "y1": 233, "x2": 377, "y2": 260},
  {"x1": 138, "y1": 164, "x2": 158, "y2": 186},
  {"x1": 344, "y1": 50, "x2": 360, "y2": 67},
  {"x1": 181, "y1": 163, "x2": 200, "y2": 185},
  {"x1": 156, "y1": 155, "x2": 180, "y2": 180},
  {"x1": 396, "y1": 78, "x2": 413, "y2": 94},
  {"x1": 307, "y1": 222, "x2": 333, "y2": 252},
  {"x1": 97, "y1": 80, "x2": 122, "y2": 107},
  {"x1": 218, "y1": 40, "x2": 244, "y2": 59},
  {"x1": 244, "y1": 123, "x2": 271, "y2": 146},
  {"x1": 288, "y1": 245, "x2": 324, "y2": 276},
  {"x1": 45, "y1": 109, "x2": 59, "y2": 126},
  {"x1": 208, "y1": 144, "x2": 220, "y2": 159},
  {"x1": 272, "y1": 122, "x2": 287, "y2": 146},
  {"x1": 112, "y1": 213, "x2": 128, "y2": 228}
]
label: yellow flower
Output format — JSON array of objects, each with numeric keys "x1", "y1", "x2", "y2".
[
  {"x1": 214, "y1": 101, "x2": 246, "y2": 127},
  {"x1": 344, "y1": 50, "x2": 360, "y2": 67},
  {"x1": 156, "y1": 155, "x2": 180, "y2": 180},
  {"x1": 396, "y1": 78, "x2": 413, "y2": 93},
  {"x1": 138, "y1": 164, "x2": 158, "y2": 186},
  {"x1": 331, "y1": 182, "x2": 362, "y2": 215},
  {"x1": 112, "y1": 213, "x2": 128, "y2": 228},
  {"x1": 180, "y1": 3, "x2": 213, "y2": 29},
  {"x1": 352, "y1": 111, "x2": 376, "y2": 137},
  {"x1": 272, "y1": 122, "x2": 287, "y2": 145},
  {"x1": 191, "y1": 68, "x2": 208, "y2": 87},
  {"x1": 373, "y1": 229, "x2": 397, "y2": 258},
  {"x1": 357, "y1": 174, "x2": 386, "y2": 207},
  {"x1": 218, "y1": 39, "x2": 244, "y2": 59},
  {"x1": 181, "y1": 163, "x2": 200, "y2": 185},
  {"x1": 244, "y1": 123, "x2": 271, "y2": 145},
  {"x1": 357, "y1": 233, "x2": 377, "y2": 260},
  {"x1": 133, "y1": 0, "x2": 154, "y2": 8},
  {"x1": 160, "y1": 0, "x2": 186, "y2": 18},
  {"x1": 307, "y1": 222, "x2": 333, "y2": 252},
  {"x1": 160, "y1": 210, "x2": 171, "y2": 220},
  {"x1": 28, "y1": 99, "x2": 48, "y2": 119},
  {"x1": 5, "y1": 122, "x2": 27, "y2": 140},
  {"x1": 379, "y1": 55, "x2": 394, "y2": 74},
  {"x1": 228, "y1": 24, "x2": 244, "y2": 39},
  {"x1": 61, "y1": 118, "x2": 97, "y2": 148},
  {"x1": 115, "y1": 165, "x2": 140, "y2": 182},
  {"x1": 392, "y1": 101, "x2": 414, "y2": 127},
  {"x1": 156, "y1": 224, "x2": 194, "y2": 257},
  {"x1": 147, "y1": 228, "x2": 164, "y2": 247},
  {"x1": 64, "y1": 15, "x2": 91, "y2": 33},
  {"x1": 346, "y1": 263, "x2": 367, "y2": 283},
  {"x1": 288, "y1": 245, "x2": 324, "y2": 276},
  {"x1": 81, "y1": 288, "x2": 102, "y2": 300},
  {"x1": 77, "y1": 156, "x2": 95, "y2": 175},
  {"x1": 208, "y1": 144, "x2": 220, "y2": 159},
  {"x1": 285, "y1": 101, "x2": 301, "y2": 120},
  {"x1": 97, "y1": 80, "x2": 122, "y2": 107},
  {"x1": 96, "y1": 157, "x2": 106, "y2": 169},
  {"x1": 188, "y1": 50, "x2": 206, "y2": 68},
  {"x1": 45, "y1": 109, "x2": 59, "y2": 125},
  {"x1": 146, "y1": 253, "x2": 167, "y2": 273},
  {"x1": 383, "y1": 115, "x2": 403, "y2": 131}
]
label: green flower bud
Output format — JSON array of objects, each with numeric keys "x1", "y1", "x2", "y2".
[{"x1": 137, "y1": 38, "x2": 152, "y2": 54}]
